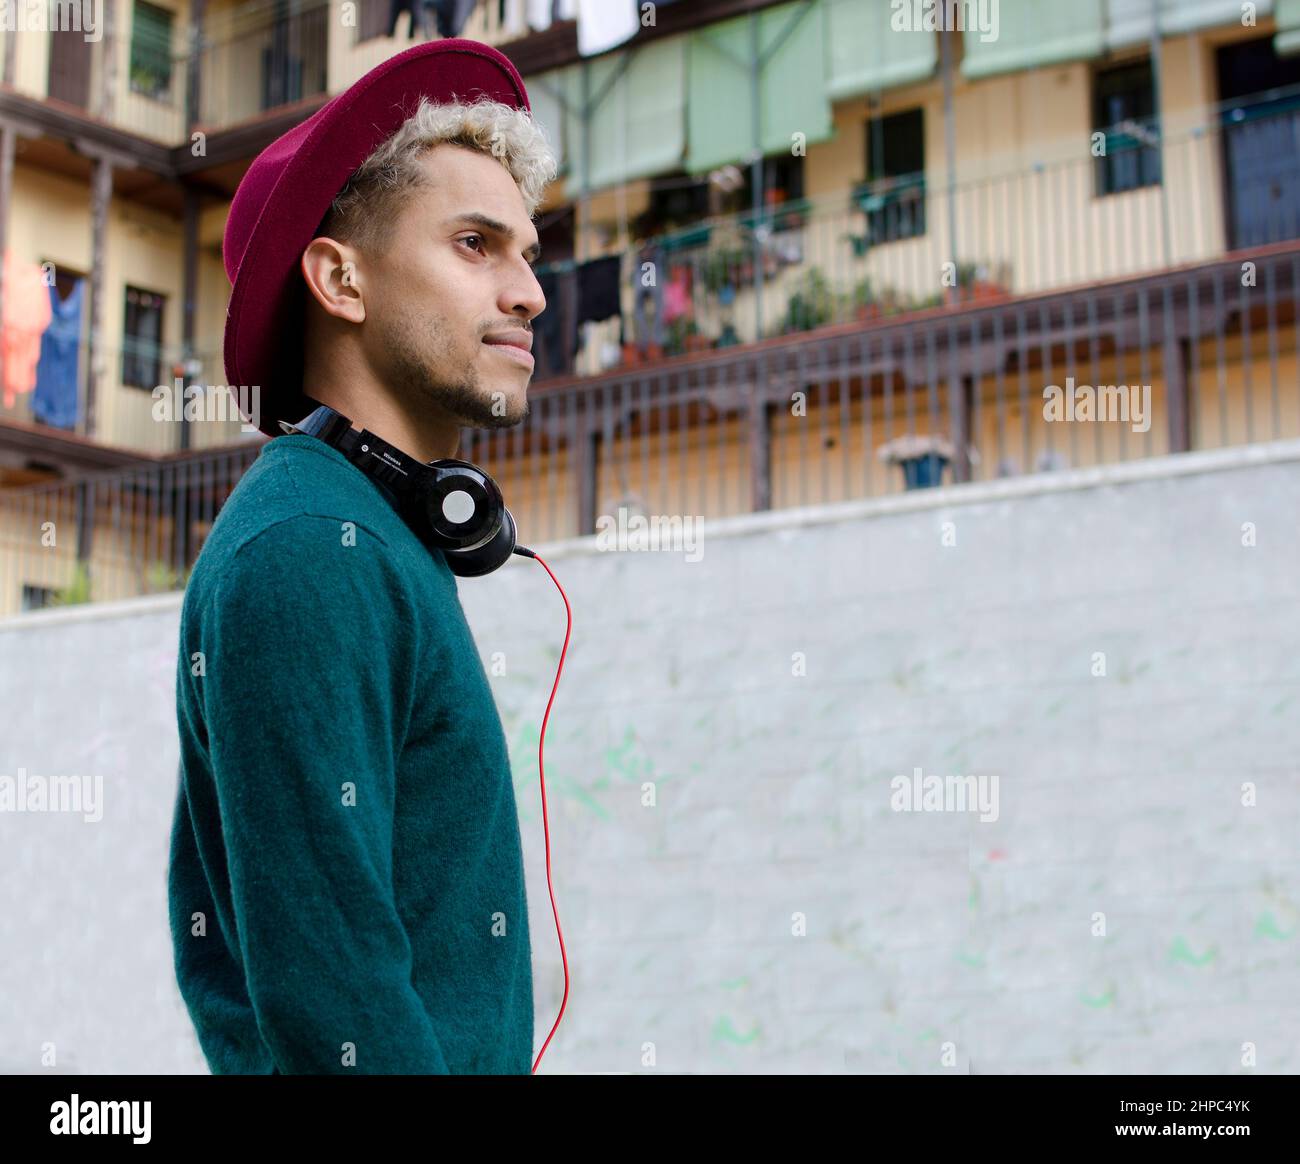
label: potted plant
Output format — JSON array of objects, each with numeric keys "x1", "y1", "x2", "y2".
[
  {"x1": 780, "y1": 267, "x2": 836, "y2": 334},
  {"x1": 666, "y1": 315, "x2": 693, "y2": 356},
  {"x1": 683, "y1": 319, "x2": 713, "y2": 354},
  {"x1": 877, "y1": 433, "x2": 956, "y2": 490},
  {"x1": 956, "y1": 262, "x2": 1011, "y2": 304},
  {"x1": 701, "y1": 246, "x2": 746, "y2": 294},
  {"x1": 851, "y1": 277, "x2": 881, "y2": 322}
]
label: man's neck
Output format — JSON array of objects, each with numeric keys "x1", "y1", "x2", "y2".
[{"x1": 304, "y1": 384, "x2": 461, "y2": 463}]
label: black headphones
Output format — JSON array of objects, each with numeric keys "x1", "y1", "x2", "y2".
[{"x1": 278, "y1": 400, "x2": 532, "y2": 577}]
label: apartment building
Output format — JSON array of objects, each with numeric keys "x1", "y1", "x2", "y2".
[{"x1": 1, "y1": 0, "x2": 1298, "y2": 613}]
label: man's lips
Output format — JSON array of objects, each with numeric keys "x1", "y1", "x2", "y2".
[{"x1": 482, "y1": 332, "x2": 534, "y2": 367}]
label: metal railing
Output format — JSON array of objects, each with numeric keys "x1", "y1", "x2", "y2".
[
  {"x1": 0, "y1": 444, "x2": 261, "y2": 616},
  {"x1": 3, "y1": 245, "x2": 1297, "y2": 616}
]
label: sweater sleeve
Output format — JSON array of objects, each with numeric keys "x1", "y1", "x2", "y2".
[{"x1": 200, "y1": 513, "x2": 450, "y2": 1074}]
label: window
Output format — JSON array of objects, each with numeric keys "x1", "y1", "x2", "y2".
[
  {"x1": 122, "y1": 287, "x2": 166, "y2": 390},
  {"x1": 1093, "y1": 60, "x2": 1161, "y2": 196},
  {"x1": 858, "y1": 108, "x2": 926, "y2": 244},
  {"x1": 129, "y1": 1, "x2": 173, "y2": 100}
]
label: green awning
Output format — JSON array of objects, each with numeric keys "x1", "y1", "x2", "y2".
[
  {"x1": 525, "y1": 66, "x2": 569, "y2": 175},
  {"x1": 1278, "y1": 0, "x2": 1300, "y2": 55},
  {"x1": 826, "y1": 0, "x2": 936, "y2": 99},
  {"x1": 561, "y1": 37, "x2": 686, "y2": 200},
  {"x1": 1108, "y1": 0, "x2": 1274, "y2": 46},
  {"x1": 962, "y1": 0, "x2": 1105, "y2": 79},
  {"x1": 1163, "y1": 0, "x2": 1273, "y2": 35},
  {"x1": 685, "y1": 0, "x2": 834, "y2": 175}
]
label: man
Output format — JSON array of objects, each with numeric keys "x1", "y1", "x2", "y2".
[{"x1": 167, "y1": 41, "x2": 557, "y2": 1074}]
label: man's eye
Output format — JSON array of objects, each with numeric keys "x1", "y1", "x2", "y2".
[{"x1": 461, "y1": 233, "x2": 486, "y2": 253}]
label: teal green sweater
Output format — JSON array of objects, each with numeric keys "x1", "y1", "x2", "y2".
[{"x1": 167, "y1": 432, "x2": 533, "y2": 1074}]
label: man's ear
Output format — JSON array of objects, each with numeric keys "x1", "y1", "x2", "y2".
[{"x1": 301, "y1": 237, "x2": 365, "y2": 324}]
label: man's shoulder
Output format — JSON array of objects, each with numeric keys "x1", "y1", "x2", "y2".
[
  {"x1": 182, "y1": 437, "x2": 426, "y2": 619},
  {"x1": 214, "y1": 435, "x2": 400, "y2": 545}
]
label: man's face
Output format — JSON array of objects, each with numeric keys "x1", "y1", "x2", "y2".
[{"x1": 359, "y1": 143, "x2": 546, "y2": 429}]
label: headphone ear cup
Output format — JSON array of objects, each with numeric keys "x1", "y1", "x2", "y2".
[
  {"x1": 443, "y1": 507, "x2": 517, "y2": 578},
  {"x1": 423, "y1": 461, "x2": 504, "y2": 549}
]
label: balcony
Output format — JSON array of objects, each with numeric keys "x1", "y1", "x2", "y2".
[
  {"x1": 538, "y1": 98, "x2": 1300, "y2": 381},
  {"x1": 4, "y1": 96, "x2": 1299, "y2": 459}
]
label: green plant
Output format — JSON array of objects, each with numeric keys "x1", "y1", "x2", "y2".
[
  {"x1": 51, "y1": 561, "x2": 92, "y2": 607},
  {"x1": 780, "y1": 267, "x2": 836, "y2": 334},
  {"x1": 129, "y1": 65, "x2": 168, "y2": 99},
  {"x1": 665, "y1": 315, "x2": 698, "y2": 355},
  {"x1": 143, "y1": 560, "x2": 190, "y2": 594},
  {"x1": 700, "y1": 246, "x2": 747, "y2": 293}
]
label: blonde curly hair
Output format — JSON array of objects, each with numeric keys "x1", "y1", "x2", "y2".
[{"x1": 317, "y1": 94, "x2": 558, "y2": 256}]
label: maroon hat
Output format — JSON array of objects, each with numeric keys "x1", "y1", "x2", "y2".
[{"x1": 222, "y1": 38, "x2": 531, "y2": 439}]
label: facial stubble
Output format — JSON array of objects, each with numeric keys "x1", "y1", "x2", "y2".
[{"x1": 378, "y1": 300, "x2": 530, "y2": 431}]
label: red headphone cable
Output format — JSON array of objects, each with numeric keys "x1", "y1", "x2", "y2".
[{"x1": 516, "y1": 549, "x2": 571, "y2": 1075}]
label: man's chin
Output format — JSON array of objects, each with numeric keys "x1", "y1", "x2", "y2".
[{"x1": 462, "y1": 393, "x2": 529, "y2": 429}]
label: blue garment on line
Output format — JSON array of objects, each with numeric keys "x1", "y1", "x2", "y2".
[{"x1": 32, "y1": 280, "x2": 82, "y2": 430}]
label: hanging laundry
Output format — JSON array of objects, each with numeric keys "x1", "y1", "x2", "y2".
[
  {"x1": 532, "y1": 267, "x2": 566, "y2": 377},
  {"x1": 32, "y1": 278, "x2": 83, "y2": 429},
  {"x1": 431, "y1": 0, "x2": 477, "y2": 38},
  {"x1": 2, "y1": 251, "x2": 53, "y2": 409},
  {"x1": 387, "y1": 0, "x2": 423, "y2": 38},
  {"x1": 576, "y1": 0, "x2": 638, "y2": 56},
  {"x1": 661, "y1": 263, "x2": 692, "y2": 325},
  {"x1": 631, "y1": 239, "x2": 666, "y2": 349},
  {"x1": 575, "y1": 254, "x2": 621, "y2": 325},
  {"x1": 526, "y1": 0, "x2": 553, "y2": 32}
]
